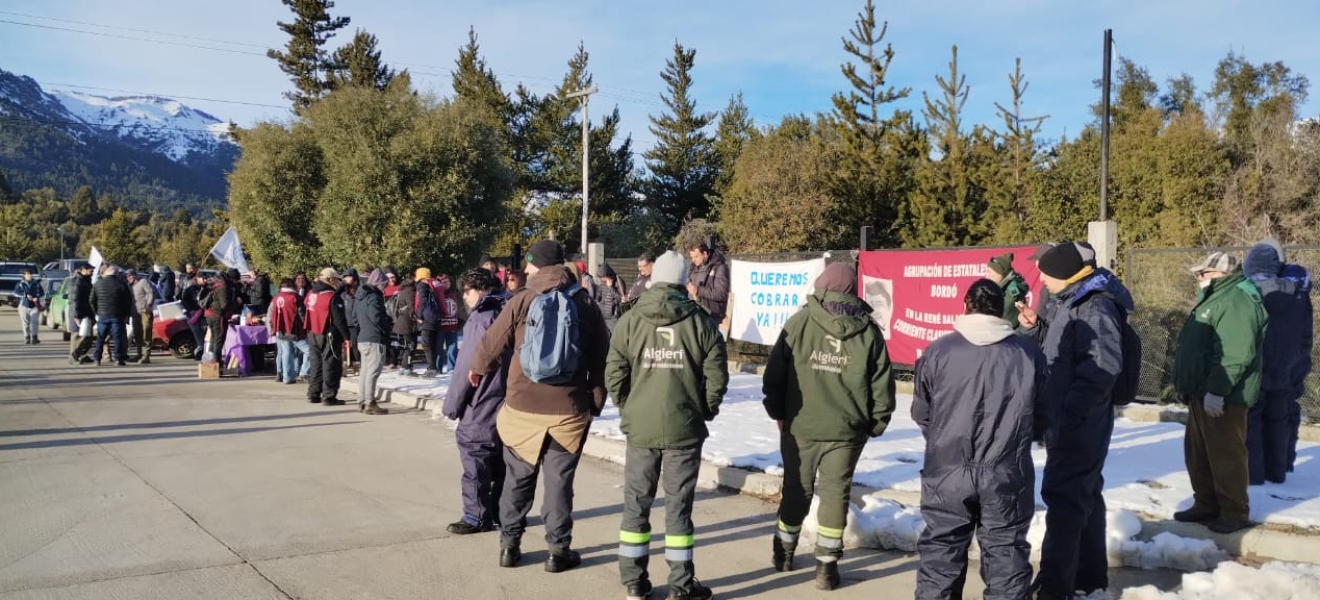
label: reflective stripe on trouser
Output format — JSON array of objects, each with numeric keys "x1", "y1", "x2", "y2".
[
  {"x1": 777, "y1": 520, "x2": 801, "y2": 544},
  {"x1": 618, "y1": 443, "x2": 702, "y2": 591},
  {"x1": 776, "y1": 433, "x2": 866, "y2": 558}
]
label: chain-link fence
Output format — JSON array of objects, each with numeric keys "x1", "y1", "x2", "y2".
[{"x1": 1126, "y1": 246, "x2": 1320, "y2": 417}]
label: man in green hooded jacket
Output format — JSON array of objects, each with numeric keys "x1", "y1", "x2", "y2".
[
  {"x1": 986, "y1": 252, "x2": 1031, "y2": 325},
  {"x1": 607, "y1": 250, "x2": 728, "y2": 600},
  {"x1": 1172, "y1": 251, "x2": 1267, "y2": 534},
  {"x1": 762, "y1": 262, "x2": 896, "y2": 591}
]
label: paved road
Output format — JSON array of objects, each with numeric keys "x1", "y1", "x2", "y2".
[{"x1": 0, "y1": 312, "x2": 1182, "y2": 599}]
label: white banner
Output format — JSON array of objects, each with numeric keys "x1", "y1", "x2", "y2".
[
  {"x1": 209, "y1": 226, "x2": 250, "y2": 275},
  {"x1": 89, "y1": 246, "x2": 104, "y2": 283},
  {"x1": 729, "y1": 257, "x2": 827, "y2": 345}
]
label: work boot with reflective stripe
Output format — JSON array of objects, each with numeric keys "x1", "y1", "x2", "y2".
[
  {"x1": 773, "y1": 522, "x2": 799, "y2": 572},
  {"x1": 815, "y1": 558, "x2": 840, "y2": 591}
]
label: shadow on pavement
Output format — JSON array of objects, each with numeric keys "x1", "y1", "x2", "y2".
[
  {"x1": 0, "y1": 421, "x2": 365, "y2": 451},
  {"x1": 0, "y1": 410, "x2": 349, "y2": 437}
]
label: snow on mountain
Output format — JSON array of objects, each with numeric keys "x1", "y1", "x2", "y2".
[{"x1": 48, "y1": 89, "x2": 234, "y2": 163}]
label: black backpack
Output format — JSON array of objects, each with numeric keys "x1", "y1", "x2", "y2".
[{"x1": 1110, "y1": 302, "x2": 1143, "y2": 406}]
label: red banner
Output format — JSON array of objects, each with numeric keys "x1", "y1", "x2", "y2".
[{"x1": 857, "y1": 246, "x2": 1042, "y2": 365}]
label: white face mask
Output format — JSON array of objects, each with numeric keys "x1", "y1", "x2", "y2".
[{"x1": 1198, "y1": 279, "x2": 1212, "y2": 290}]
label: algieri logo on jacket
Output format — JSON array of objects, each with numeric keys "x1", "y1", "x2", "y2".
[
  {"x1": 644, "y1": 326, "x2": 685, "y2": 369},
  {"x1": 810, "y1": 335, "x2": 849, "y2": 374}
]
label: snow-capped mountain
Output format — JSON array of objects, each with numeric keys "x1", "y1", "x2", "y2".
[
  {"x1": 48, "y1": 90, "x2": 234, "y2": 163},
  {"x1": 0, "y1": 68, "x2": 239, "y2": 211}
]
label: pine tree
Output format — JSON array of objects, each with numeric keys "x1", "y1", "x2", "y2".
[
  {"x1": 827, "y1": 0, "x2": 914, "y2": 247},
  {"x1": 986, "y1": 58, "x2": 1048, "y2": 242},
  {"x1": 712, "y1": 92, "x2": 755, "y2": 199},
  {"x1": 643, "y1": 41, "x2": 718, "y2": 238},
  {"x1": 328, "y1": 29, "x2": 397, "y2": 91},
  {"x1": 905, "y1": 46, "x2": 985, "y2": 246},
  {"x1": 452, "y1": 28, "x2": 511, "y2": 121},
  {"x1": 495, "y1": 43, "x2": 635, "y2": 253},
  {"x1": 267, "y1": 0, "x2": 351, "y2": 112}
]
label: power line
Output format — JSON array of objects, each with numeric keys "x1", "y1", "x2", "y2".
[
  {"x1": 0, "y1": 115, "x2": 229, "y2": 135},
  {"x1": 0, "y1": 9, "x2": 269, "y2": 49},
  {"x1": 0, "y1": 19, "x2": 267, "y2": 56},
  {"x1": 37, "y1": 82, "x2": 287, "y2": 109}
]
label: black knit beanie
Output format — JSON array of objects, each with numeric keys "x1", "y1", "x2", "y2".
[{"x1": 1038, "y1": 243, "x2": 1085, "y2": 280}]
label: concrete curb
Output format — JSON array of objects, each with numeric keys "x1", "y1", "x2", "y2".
[
  {"x1": 1117, "y1": 404, "x2": 1320, "y2": 443},
  {"x1": 356, "y1": 378, "x2": 1320, "y2": 565}
]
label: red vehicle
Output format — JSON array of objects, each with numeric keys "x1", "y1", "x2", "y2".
[{"x1": 153, "y1": 318, "x2": 197, "y2": 359}]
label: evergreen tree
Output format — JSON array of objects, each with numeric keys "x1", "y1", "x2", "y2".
[
  {"x1": 643, "y1": 41, "x2": 718, "y2": 238},
  {"x1": 452, "y1": 28, "x2": 511, "y2": 120},
  {"x1": 905, "y1": 46, "x2": 986, "y2": 246},
  {"x1": 68, "y1": 185, "x2": 100, "y2": 226},
  {"x1": 711, "y1": 92, "x2": 755, "y2": 199},
  {"x1": 1211, "y1": 52, "x2": 1309, "y2": 158},
  {"x1": 267, "y1": 0, "x2": 351, "y2": 112},
  {"x1": 494, "y1": 43, "x2": 635, "y2": 254},
  {"x1": 328, "y1": 29, "x2": 397, "y2": 91},
  {"x1": 827, "y1": 0, "x2": 914, "y2": 247},
  {"x1": 986, "y1": 57, "x2": 1047, "y2": 242},
  {"x1": 0, "y1": 167, "x2": 11, "y2": 199}
]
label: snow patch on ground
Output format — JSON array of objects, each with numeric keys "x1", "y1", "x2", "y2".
[
  {"x1": 793, "y1": 495, "x2": 1225, "y2": 572},
  {"x1": 377, "y1": 370, "x2": 1320, "y2": 531},
  {"x1": 1120, "y1": 561, "x2": 1320, "y2": 599}
]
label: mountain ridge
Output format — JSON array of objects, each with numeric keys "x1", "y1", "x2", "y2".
[{"x1": 0, "y1": 68, "x2": 239, "y2": 214}]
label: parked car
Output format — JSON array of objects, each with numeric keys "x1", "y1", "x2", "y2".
[
  {"x1": 47, "y1": 274, "x2": 76, "y2": 340},
  {"x1": 153, "y1": 316, "x2": 196, "y2": 359},
  {"x1": 0, "y1": 262, "x2": 40, "y2": 307},
  {"x1": 42, "y1": 259, "x2": 89, "y2": 272},
  {"x1": 39, "y1": 278, "x2": 62, "y2": 327}
]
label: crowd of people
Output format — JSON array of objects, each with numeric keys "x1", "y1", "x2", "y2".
[{"x1": 30, "y1": 234, "x2": 1312, "y2": 600}]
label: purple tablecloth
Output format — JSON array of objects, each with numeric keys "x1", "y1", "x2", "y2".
[{"x1": 223, "y1": 324, "x2": 271, "y2": 376}]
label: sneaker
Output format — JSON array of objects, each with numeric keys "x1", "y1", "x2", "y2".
[
  {"x1": 323, "y1": 398, "x2": 346, "y2": 406},
  {"x1": 79, "y1": 357, "x2": 94, "y2": 364},
  {"x1": 420, "y1": 369, "x2": 438, "y2": 379},
  {"x1": 285, "y1": 380, "x2": 298, "y2": 385},
  {"x1": 814, "y1": 560, "x2": 840, "y2": 591},
  {"x1": 139, "y1": 356, "x2": 150, "y2": 364},
  {"x1": 545, "y1": 548, "x2": 582, "y2": 573},
  {"x1": 69, "y1": 358, "x2": 80, "y2": 366},
  {"x1": 667, "y1": 581, "x2": 713, "y2": 600},
  {"x1": 626, "y1": 579, "x2": 653, "y2": 600},
  {"x1": 446, "y1": 520, "x2": 486, "y2": 535},
  {"x1": 1206, "y1": 517, "x2": 1252, "y2": 534},
  {"x1": 1173, "y1": 506, "x2": 1218, "y2": 523},
  {"x1": 308, "y1": 397, "x2": 322, "y2": 404},
  {"x1": 401, "y1": 369, "x2": 418, "y2": 377},
  {"x1": 499, "y1": 547, "x2": 521, "y2": 568},
  {"x1": 362, "y1": 403, "x2": 389, "y2": 415}
]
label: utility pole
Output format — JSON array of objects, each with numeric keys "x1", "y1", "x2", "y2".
[
  {"x1": 1100, "y1": 28, "x2": 1112, "y2": 222},
  {"x1": 564, "y1": 86, "x2": 598, "y2": 256},
  {"x1": 1088, "y1": 28, "x2": 1119, "y2": 272}
]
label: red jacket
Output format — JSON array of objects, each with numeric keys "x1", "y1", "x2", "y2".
[{"x1": 269, "y1": 290, "x2": 304, "y2": 339}]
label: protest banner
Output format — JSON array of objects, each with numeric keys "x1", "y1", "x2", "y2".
[
  {"x1": 857, "y1": 246, "x2": 1041, "y2": 365},
  {"x1": 729, "y1": 257, "x2": 826, "y2": 344}
]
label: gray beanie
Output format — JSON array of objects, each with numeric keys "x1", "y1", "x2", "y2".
[{"x1": 650, "y1": 251, "x2": 688, "y2": 287}]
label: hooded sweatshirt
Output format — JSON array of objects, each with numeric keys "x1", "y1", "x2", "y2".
[
  {"x1": 913, "y1": 313, "x2": 1048, "y2": 473},
  {"x1": 763, "y1": 290, "x2": 896, "y2": 442},
  {"x1": 606, "y1": 283, "x2": 729, "y2": 449},
  {"x1": 443, "y1": 292, "x2": 513, "y2": 444}
]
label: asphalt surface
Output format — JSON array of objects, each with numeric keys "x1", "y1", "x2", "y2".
[{"x1": 0, "y1": 309, "x2": 1183, "y2": 599}]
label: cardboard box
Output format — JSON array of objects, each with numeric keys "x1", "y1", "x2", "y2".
[{"x1": 198, "y1": 362, "x2": 221, "y2": 379}]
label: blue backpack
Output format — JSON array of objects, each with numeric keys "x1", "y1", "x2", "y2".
[{"x1": 520, "y1": 284, "x2": 583, "y2": 384}]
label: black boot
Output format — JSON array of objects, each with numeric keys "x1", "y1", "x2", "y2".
[
  {"x1": 772, "y1": 535, "x2": 796, "y2": 572},
  {"x1": 544, "y1": 548, "x2": 581, "y2": 573},
  {"x1": 814, "y1": 559, "x2": 840, "y2": 591},
  {"x1": 499, "y1": 546, "x2": 521, "y2": 568}
]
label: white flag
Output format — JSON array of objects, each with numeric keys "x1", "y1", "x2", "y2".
[
  {"x1": 209, "y1": 227, "x2": 250, "y2": 275},
  {"x1": 89, "y1": 246, "x2": 105, "y2": 282}
]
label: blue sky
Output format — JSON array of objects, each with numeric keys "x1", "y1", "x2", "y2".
[{"x1": 4, "y1": 0, "x2": 1320, "y2": 160}]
